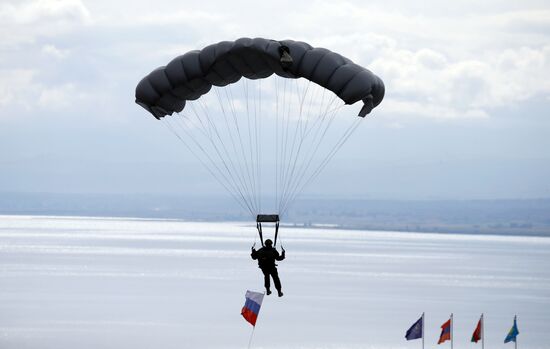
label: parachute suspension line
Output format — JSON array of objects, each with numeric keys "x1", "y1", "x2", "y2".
[
  {"x1": 257, "y1": 78, "x2": 262, "y2": 215},
  {"x1": 216, "y1": 88, "x2": 259, "y2": 214},
  {"x1": 281, "y1": 80, "x2": 304, "y2": 205},
  {"x1": 164, "y1": 76, "x2": 363, "y2": 220},
  {"x1": 161, "y1": 118, "x2": 254, "y2": 217},
  {"x1": 274, "y1": 77, "x2": 280, "y2": 214},
  {"x1": 300, "y1": 78, "x2": 319, "y2": 139},
  {"x1": 278, "y1": 100, "x2": 342, "y2": 214},
  {"x1": 171, "y1": 115, "x2": 256, "y2": 217},
  {"x1": 278, "y1": 77, "x2": 289, "y2": 215},
  {"x1": 276, "y1": 77, "x2": 303, "y2": 214},
  {"x1": 277, "y1": 79, "x2": 306, "y2": 214},
  {"x1": 278, "y1": 79, "x2": 319, "y2": 213},
  {"x1": 169, "y1": 115, "x2": 243, "y2": 200},
  {"x1": 209, "y1": 91, "x2": 258, "y2": 212},
  {"x1": 298, "y1": 79, "x2": 312, "y2": 138},
  {"x1": 239, "y1": 79, "x2": 261, "y2": 215},
  {"x1": 242, "y1": 79, "x2": 259, "y2": 215},
  {"x1": 276, "y1": 79, "x2": 313, "y2": 215},
  {"x1": 279, "y1": 77, "x2": 300, "y2": 214},
  {"x1": 249, "y1": 78, "x2": 260, "y2": 215},
  {"x1": 228, "y1": 84, "x2": 259, "y2": 213},
  {"x1": 278, "y1": 83, "x2": 340, "y2": 215},
  {"x1": 281, "y1": 79, "x2": 296, "y2": 210},
  {"x1": 278, "y1": 94, "x2": 344, "y2": 215},
  {"x1": 186, "y1": 101, "x2": 257, "y2": 216},
  {"x1": 216, "y1": 86, "x2": 258, "y2": 214},
  {"x1": 190, "y1": 101, "x2": 257, "y2": 214},
  {"x1": 310, "y1": 117, "x2": 362, "y2": 185},
  {"x1": 280, "y1": 116, "x2": 362, "y2": 216},
  {"x1": 281, "y1": 118, "x2": 360, "y2": 216}
]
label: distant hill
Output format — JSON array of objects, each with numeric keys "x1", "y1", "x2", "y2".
[{"x1": 1, "y1": 192, "x2": 549, "y2": 237}]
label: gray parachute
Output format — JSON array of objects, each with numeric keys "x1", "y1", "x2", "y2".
[{"x1": 135, "y1": 37, "x2": 385, "y2": 119}]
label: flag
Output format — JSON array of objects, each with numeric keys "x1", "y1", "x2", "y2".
[
  {"x1": 471, "y1": 315, "x2": 482, "y2": 343},
  {"x1": 241, "y1": 290, "x2": 264, "y2": 326},
  {"x1": 504, "y1": 316, "x2": 519, "y2": 343},
  {"x1": 438, "y1": 318, "x2": 452, "y2": 344},
  {"x1": 405, "y1": 314, "x2": 423, "y2": 340}
]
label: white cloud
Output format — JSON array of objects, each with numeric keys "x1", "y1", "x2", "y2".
[
  {"x1": 381, "y1": 99, "x2": 490, "y2": 120},
  {"x1": 0, "y1": 0, "x2": 91, "y2": 24},
  {"x1": 0, "y1": 69, "x2": 92, "y2": 118},
  {"x1": 274, "y1": 2, "x2": 550, "y2": 120},
  {"x1": 0, "y1": 0, "x2": 91, "y2": 48},
  {"x1": 38, "y1": 83, "x2": 77, "y2": 109},
  {"x1": 0, "y1": 69, "x2": 38, "y2": 111},
  {"x1": 368, "y1": 42, "x2": 550, "y2": 120},
  {"x1": 2, "y1": 0, "x2": 550, "y2": 123},
  {"x1": 41, "y1": 44, "x2": 69, "y2": 59}
]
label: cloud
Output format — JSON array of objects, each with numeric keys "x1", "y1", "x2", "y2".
[
  {"x1": 278, "y1": 2, "x2": 550, "y2": 120},
  {"x1": 0, "y1": 69, "x2": 93, "y2": 119},
  {"x1": 41, "y1": 44, "x2": 69, "y2": 59},
  {"x1": 368, "y1": 41, "x2": 550, "y2": 120},
  {"x1": 38, "y1": 83, "x2": 77, "y2": 109},
  {"x1": 2, "y1": 0, "x2": 550, "y2": 123},
  {"x1": 0, "y1": 0, "x2": 91, "y2": 48},
  {"x1": 0, "y1": 0, "x2": 91, "y2": 25},
  {"x1": 381, "y1": 99, "x2": 490, "y2": 120},
  {"x1": 0, "y1": 69, "x2": 37, "y2": 110}
]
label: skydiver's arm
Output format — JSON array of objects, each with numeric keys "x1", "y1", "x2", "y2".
[
  {"x1": 276, "y1": 249, "x2": 285, "y2": 261},
  {"x1": 251, "y1": 248, "x2": 258, "y2": 260}
]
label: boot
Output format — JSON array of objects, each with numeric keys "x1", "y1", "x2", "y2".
[
  {"x1": 266, "y1": 288, "x2": 272, "y2": 295},
  {"x1": 277, "y1": 290, "x2": 283, "y2": 297}
]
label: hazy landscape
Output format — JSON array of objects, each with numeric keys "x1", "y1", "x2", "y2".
[{"x1": 2, "y1": 193, "x2": 549, "y2": 237}]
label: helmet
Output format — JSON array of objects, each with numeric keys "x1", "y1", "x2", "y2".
[{"x1": 264, "y1": 239, "x2": 273, "y2": 247}]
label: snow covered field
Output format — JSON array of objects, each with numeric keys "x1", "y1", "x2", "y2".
[{"x1": 0, "y1": 215, "x2": 549, "y2": 349}]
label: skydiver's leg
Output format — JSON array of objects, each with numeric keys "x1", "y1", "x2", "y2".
[
  {"x1": 262, "y1": 269, "x2": 271, "y2": 294},
  {"x1": 271, "y1": 268, "x2": 282, "y2": 296}
]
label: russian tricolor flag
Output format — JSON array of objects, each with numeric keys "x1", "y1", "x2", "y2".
[{"x1": 241, "y1": 290, "x2": 264, "y2": 326}]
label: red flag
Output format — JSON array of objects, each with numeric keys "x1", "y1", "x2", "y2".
[
  {"x1": 438, "y1": 319, "x2": 451, "y2": 344},
  {"x1": 471, "y1": 316, "x2": 482, "y2": 343}
]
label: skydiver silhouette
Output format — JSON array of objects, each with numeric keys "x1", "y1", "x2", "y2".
[{"x1": 251, "y1": 239, "x2": 285, "y2": 297}]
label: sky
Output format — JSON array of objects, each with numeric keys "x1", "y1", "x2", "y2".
[{"x1": 1, "y1": 0, "x2": 550, "y2": 200}]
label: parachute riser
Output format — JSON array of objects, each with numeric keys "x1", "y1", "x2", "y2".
[{"x1": 256, "y1": 222, "x2": 264, "y2": 247}]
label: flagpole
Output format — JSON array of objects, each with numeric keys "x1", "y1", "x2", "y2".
[
  {"x1": 247, "y1": 291, "x2": 265, "y2": 349},
  {"x1": 247, "y1": 326, "x2": 256, "y2": 349},
  {"x1": 481, "y1": 313, "x2": 485, "y2": 349},
  {"x1": 422, "y1": 313, "x2": 430, "y2": 349},
  {"x1": 515, "y1": 315, "x2": 517, "y2": 349},
  {"x1": 451, "y1": 313, "x2": 453, "y2": 349}
]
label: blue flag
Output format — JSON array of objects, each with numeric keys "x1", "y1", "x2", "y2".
[
  {"x1": 405, "y1": 315, "x2": 423, "y2": 340},
  {"x1": 504, "y1": 316, "x2": 519, "y2": 343}
]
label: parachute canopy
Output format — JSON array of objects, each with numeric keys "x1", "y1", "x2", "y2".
[
  {"x1": 135, "y1": 38, "x2": 385, "y2": 119},
  {"x1": 135, "y1": 38, "x2": 385, "y2": 219}
]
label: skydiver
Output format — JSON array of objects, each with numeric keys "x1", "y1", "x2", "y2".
[{"x1": 251, "y1": 239, "x2": 285, "y2": 297}]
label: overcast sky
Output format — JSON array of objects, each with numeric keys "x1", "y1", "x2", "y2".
[{"x1": 1, "y1": 0, "x2": 549, "y2": 200}]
